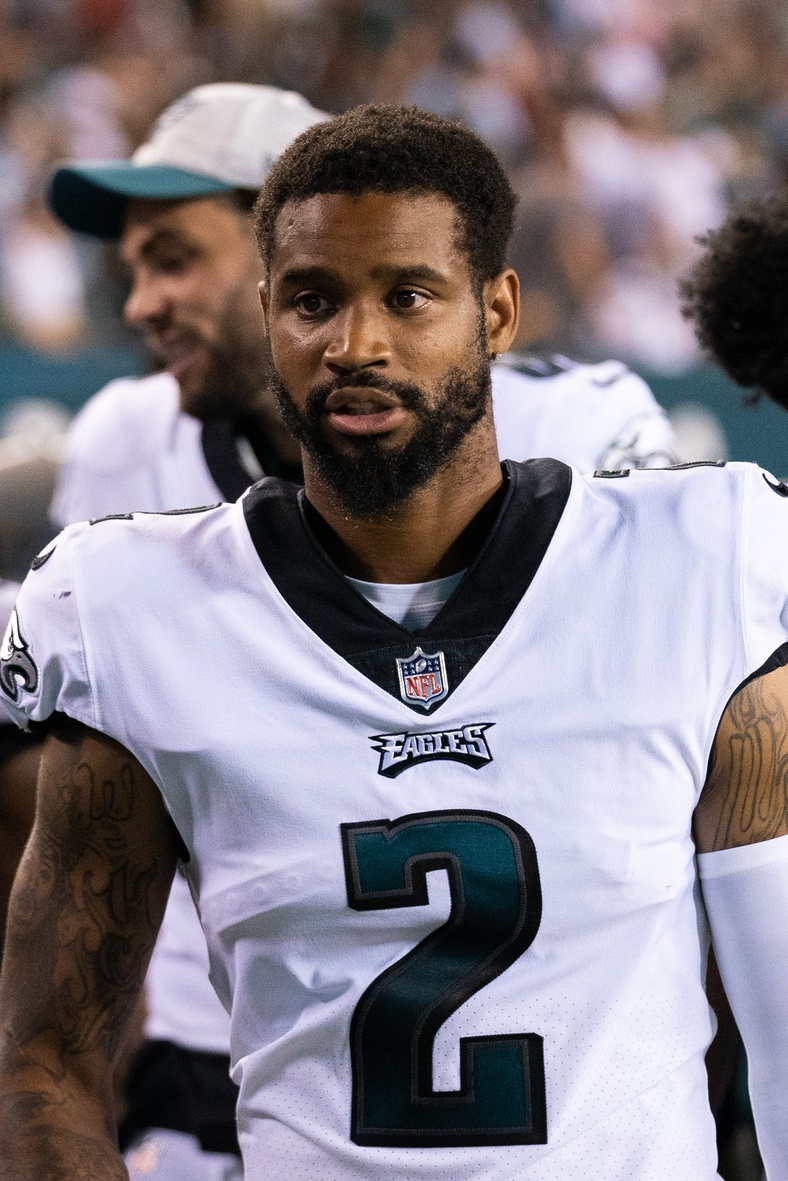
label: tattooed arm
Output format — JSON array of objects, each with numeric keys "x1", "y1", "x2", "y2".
[
  {"x1": 695, "y1": 662, "x2": 788, "y2": 852},
  {"x1": 0, "y1": 737, "x2": 40, "y2": 963},
  {"x1": 695, "y1": 664, "x2": 788, "y2": 1180},
  {"x1": 0, "y1": 722, "x2": 180, "y2": 1180}
]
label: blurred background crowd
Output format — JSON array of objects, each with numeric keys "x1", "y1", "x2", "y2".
[
  {"x1": 1, "y1": 0, "x2": 788, "y2": 455},
  {"x1": 0, "y1": 0, "x2": 785, "y2": 562},
  {"x1": 5, "y1": 0, "x2": 787, "y2": 365},
  {"x1": 5, "y1": 0, "x2": 788, "y2": 342},
  {"x1": 2, "y1": 0, "x2": 788, "y2": 487},
  {"x1": 1, "y1": 0, "x2": 788, "y2": 467}
]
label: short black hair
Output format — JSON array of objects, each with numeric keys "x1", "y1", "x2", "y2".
[
  {"x1": 680, "y1": 194, "x2": 788, "y2": 409},
  {"x1": 253, "y1": 104, "x2": 516, "y2": 289}
]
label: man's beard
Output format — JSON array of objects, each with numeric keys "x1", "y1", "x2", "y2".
[
  {"x1": 151, "y1": 304, "x2": 269, "y2": 421},
  {"x1": 269, "y1": 342, "x2": 492, "y2": 519},
  {"x1": 192, "y1": 330, "x2": 269, "y2": 420}
]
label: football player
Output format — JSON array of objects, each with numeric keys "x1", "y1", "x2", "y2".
[
  {"x1": 0, "y1": 104, "x2": 785, "y2": 1180},
  {"x1": 43, "y1": 82, "x2": 676, "y2": 1178},
  {"x1": 48, "y1": 83, "x2": 331, "y2": 1180}
]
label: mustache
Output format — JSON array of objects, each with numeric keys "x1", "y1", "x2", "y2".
[{"x1": 305, "y1": 371, "x2": 427, "y2": 416}]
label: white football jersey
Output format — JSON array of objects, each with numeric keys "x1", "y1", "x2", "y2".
[
  {"x1": 50, "y1": 359, "x2": 675, "y2": 530},
  {"x1": 47, "y1": 358, "x2": 676, "y2": 1058},
  {"x1": 492, "y1": 354, "x2": 676, "y2": 470},
  {"x1": 7, "y1": 458, "x2": 787, "y2": 1179}
]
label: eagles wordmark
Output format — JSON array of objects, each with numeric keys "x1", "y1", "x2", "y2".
[{"x1": 370, "y1": 723, "x2": 494, "y2": 778}]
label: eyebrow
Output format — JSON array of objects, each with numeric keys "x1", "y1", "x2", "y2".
[
  {"x1": 121, "y1": 229, "x2": 199, "y2": 268},
  {"x1": 277, "y1": 263, "x2": 450, "y2": 288}
]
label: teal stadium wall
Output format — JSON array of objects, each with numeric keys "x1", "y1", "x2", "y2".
[{"x1": 1, "y1": 346, "x2": 786, "y2": 477}]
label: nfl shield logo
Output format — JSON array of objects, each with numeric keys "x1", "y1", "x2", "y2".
[{"x1": 395, "y1": 647, "x2": 448, "y2": 710}]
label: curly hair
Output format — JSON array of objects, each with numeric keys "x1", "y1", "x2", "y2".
[
  {"x1": 253, "y1": 104, "x2": 516, "y2": 290},
  {"x1": 680, "y1": 195, "x2": 788, "y2": 409}
]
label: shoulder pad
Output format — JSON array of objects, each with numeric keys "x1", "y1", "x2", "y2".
[
  {"x1": 88, "y1": 503, "x2": 221, "y2": 526},
  {"x1": 503, "y1": 353, "x2": 579, "y2": 379},
  {"x1": 665, "y1": 461, "x2": 727, "y2": 471}
]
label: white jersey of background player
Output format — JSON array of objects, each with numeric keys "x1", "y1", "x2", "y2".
[
  {"x1": 48, "y1": 355, "x2": 677, "y2": 1070},
  {"x1": 51, "y1": 357, "x2": 676, "y2": 529},
  {"x1": 6, "y1": 456, "x2": 788, "y2": 1179}
]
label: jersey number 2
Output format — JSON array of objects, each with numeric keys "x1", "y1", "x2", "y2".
[{"x1": 340, "y1": 809, "x2": 546, "y2": 1148}]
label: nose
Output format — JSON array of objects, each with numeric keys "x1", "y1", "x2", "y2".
[
  {"x1": 323, "y1": 302, "x2": 391, "y2": 375},
  {"x1": 123, "y1": 270, "x2": 169, "y2": 329}
]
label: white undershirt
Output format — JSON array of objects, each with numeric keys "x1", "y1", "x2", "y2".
[{"x1": 345, "y1": 570, "x2": 466, "y2": 630}]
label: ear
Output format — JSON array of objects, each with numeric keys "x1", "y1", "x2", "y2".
[
  {"x1": 258, "y1": 280, "x2": 269, "y2": 329},
  {"x1": 483, "y1": 269, "x2": 519, "y2": 358}
]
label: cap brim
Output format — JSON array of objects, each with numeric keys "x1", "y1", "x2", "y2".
[{"x1": 48, "y1": 162, "x2": 235, "y2": 238}]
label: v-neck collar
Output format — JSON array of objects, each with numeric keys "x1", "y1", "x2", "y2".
[{"x1": 243, "y1": 458, "x2": 572, "y2": 713}]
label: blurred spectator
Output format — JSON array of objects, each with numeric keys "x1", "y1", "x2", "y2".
[{"x1": 0, "y1": 0, "x2": 786, "y2": 383}]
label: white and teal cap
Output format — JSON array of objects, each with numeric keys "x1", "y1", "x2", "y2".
[{"x1": 49, "y1": 83, "x2": 330, "y2": 239}]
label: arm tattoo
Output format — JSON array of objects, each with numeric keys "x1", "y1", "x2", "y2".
[
  {"x1": 700, "y1": 671, "x2": 788, "y2": 851},
  {"x1": 12, "y1": 754, "x2": 160, "y2": 1059},
  {"x1": 0, "y1": 730, "x2": 178, "y2": 1179}
]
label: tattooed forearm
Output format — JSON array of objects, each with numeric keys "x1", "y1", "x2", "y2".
[
  {"x1": 12, "y1": 755, "x2": 159, "y2": 1058},
  {"x1": 697, "y1": 664, "x2": 788, "y2": 852},
  {"x1": 0, "y1": 726, "x2": 179, "y2": 1180},
  {"x1": 0, "y1": 1089, "x2": 128, "y2": 1180}
]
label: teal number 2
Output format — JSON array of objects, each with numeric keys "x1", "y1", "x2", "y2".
[{"x1": 340, "y1": 809, "x2": 546, "y2": 1148}]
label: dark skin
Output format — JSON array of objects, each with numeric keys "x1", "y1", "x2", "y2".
[
  {"x1": 0, "y1": 741, "x2": 40, "y2": 961},
  {"x1": 259, "y1": 192, "x2": 519, "y2": 582},
  {"x1": 0, "y1": 190, "x2": 783, "y2": 1175},
  {"x1": 0, "y1": 728, "x2": 179, "y2": 1178}
]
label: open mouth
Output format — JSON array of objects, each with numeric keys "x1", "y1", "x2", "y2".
[
  {"x1": 151, "y1": 333, "x2": 206, "y2": 383},
  {"x1": 323, "y1": 388, "x2": 409, "y2": 436}
]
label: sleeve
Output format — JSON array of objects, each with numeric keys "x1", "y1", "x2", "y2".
[
  {"x1": 49, "y1": 374, "x2": 180, "y2": 528},
  {"x1": 492, "y1": 358, "x2": 677, "y2": 472},
  {"x1": 49, "y1": 382, "x2": 123, "y2": 529},
  {"x1": 699, "y1": 837, "x2": 788, "y2": 1179},
  {"x1": 739, "y1": 465, "x2": 788, "y2": 672},
  {"x1": 0, "y1": 531, "x2": 96, "y2": 731}
]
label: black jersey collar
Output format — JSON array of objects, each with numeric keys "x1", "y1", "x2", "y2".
[
  {"x1": 243, "y1": 458, "x2": 572, "y2": 713},
  {"x1": 201, "y1": 418, "x2": 302, "y2": 501}
]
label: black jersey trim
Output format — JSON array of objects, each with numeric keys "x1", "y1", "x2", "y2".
[
  {"x1": 89, "y1": 512, "x2": 134, "y2": 524},
  {"x1": 201, "y1": 419, "x2": 259, "y2": 502},
  {"x1": 667, "y1": 461, "x2": 727, "y2": 471},
  {"x1": 242, "y1": 459, "x2": 572, "y2": 712},
  {"x1": 31, "y1": 543, "x2": 56, "y2": 570},
  {"x1": 726, "y1": 642, "x2": 788, "y2": 704},
  {"x1": 201, "y1": 418, "x2": 302, "y2": 502},
  {"x1": 763, "y1": 473, "x2": 788, "y2": 498}
]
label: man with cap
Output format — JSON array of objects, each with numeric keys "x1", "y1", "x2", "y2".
[
  {"x1": 50, "y1": 83, "x2": 330, "y2": 1181},
  {"x1": 42, "y1": 82, "x2": 675, "y2": 1179}
]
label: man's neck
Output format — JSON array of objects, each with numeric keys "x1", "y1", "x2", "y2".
[{"x1": 302, "y1": 427, "x2": 504, "y2": 584}]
